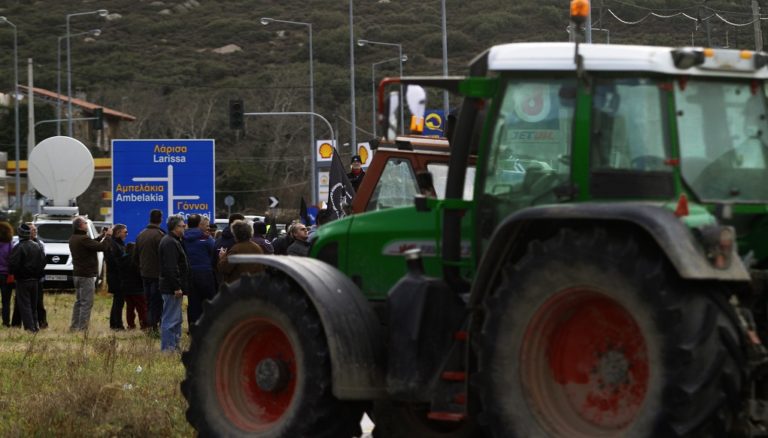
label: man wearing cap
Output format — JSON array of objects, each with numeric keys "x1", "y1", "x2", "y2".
[
  {"x1": 9, "y1": 224, "x2": 46, "y2": 332},
  {"x1": 69, "y1": 217, "x2": 112, "y2": 331},
  {"x1": 347, "y1": 155, "x2": 366, "y2": 192}
]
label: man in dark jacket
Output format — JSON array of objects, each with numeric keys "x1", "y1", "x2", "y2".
[
  {"x1": 120, "y1": 242, "x2": 147, "y2": 330},
  {"x1": 218, "y1": 220, "x2": 264, "y2": 283},
  {"x1": 29, "y1": 223, "x2": 48, "y2": 329},
  {"x1": 214, "y1": 213, "x2": 244, "y2": 255},
  {"x1": 271, "y1": 223, "x2": 295, "y2": 256},
  {"x1": 182, "y1": 214, "x2": 216, "y2": 329},
  {"x1": 9, "y1": 224, "x2": 46, "y2": 332},
  {"x1": 287, "y1": 223, "x2": 311, "y2": 256},
  {"x1": 251, "y1": 220, "x2": 274, "y2": 255},
  {"x1": 69, "y1": 217, "x2": 112, "y2": 331},
  {"x1": 133, "y1": 209, "x2": 164, "y2": 333},
  {"x1": 106, "y1": 224, "x2": 127, "y2": 330},
  {"x1": 347, "y1": 155, "x2": 366, "y2": 192},
  {"x1": 158, "y1": 215, "x2": 189, "y2": 352}
]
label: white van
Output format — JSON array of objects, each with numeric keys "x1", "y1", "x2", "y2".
[{"x1": 33, "y1": 213, "x2": 105, "y2": 289}]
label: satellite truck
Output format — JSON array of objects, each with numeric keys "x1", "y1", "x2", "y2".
[
  {"x1": 28, "y1": 137, "x2": 105, "y2": 289},
  {"x1": 182, "y1": 1, "x2": 768, "y2": 436}
]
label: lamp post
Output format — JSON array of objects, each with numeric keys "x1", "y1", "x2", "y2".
[
  {"x1": 66, "y1": 9, "x2": 108, "y2": 137},
  {"x1": 441, "y1": 0, "x2": 449, "y2": 115},
  {"x1": 260, "y1": 17, "x2": 317, "y2": 206},
  {"x1": 58, "y1": 29, "x2": 100, "y2": 136},
  {"x1": 371, "y1": 56, "x2": 407, "y2": 137},
  {"x1": 358, "y1": 38, "x2": 405, "y2": 134},
  {"x1": 0, "y1": 17, "x2": 20, "y2": 212},
  {"x1": 349, "y1": 0, "x2": 356, "y2": 154}
]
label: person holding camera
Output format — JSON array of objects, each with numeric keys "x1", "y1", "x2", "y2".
[{"x1": 69, "y1": 217, "x2": 112, "y2": 331}]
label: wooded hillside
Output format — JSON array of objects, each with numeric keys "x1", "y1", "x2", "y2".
[{"x1": 0, "y1": 0, "x2": 762, "y2": 213}]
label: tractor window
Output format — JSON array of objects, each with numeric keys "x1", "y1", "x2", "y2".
[
  {"x1": 428, "y1": 163, "x2": 475, "y2": 200},
  {"x1": 483, "y1": 78, "x2": 575, "y2": 207},
  {"x1": 676, "y1": 79, "x2": 768, "y2": 202},
  {"x1": 366, "y1": 158, "x2": 420, "y2": 211},
  {"x1": 591, "y1": 78, "x2": 669, "y2": 172}
]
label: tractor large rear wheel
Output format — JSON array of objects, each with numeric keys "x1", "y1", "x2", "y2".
[
  {"x1": 477, "y1": 228, "x2": 745, "y2": 437},
  {"x1": 181, "y1": 273, "x2": 362, "y2": 437}
]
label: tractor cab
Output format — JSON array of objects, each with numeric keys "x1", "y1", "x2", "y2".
[{"x1": 471, "y1": 43, "x2": 768, "y2": 268}]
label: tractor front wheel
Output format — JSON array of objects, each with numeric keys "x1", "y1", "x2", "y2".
[
  {"x1": 181, "y1": 273, "x2": 362, "y2": 438},
  {"x1": 477, "y1": 228, "x2": 745, "y2": 437}
]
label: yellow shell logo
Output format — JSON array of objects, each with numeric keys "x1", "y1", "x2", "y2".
[
  {"x1": 358, "y1": 145, "x2": 369, "y2": 164},
  {"x1": 425, "y1": 113, "x2": 443, "y2": 130},
  {"x1": 319, "y1": 142, "x2": 334, "y2": 159}
]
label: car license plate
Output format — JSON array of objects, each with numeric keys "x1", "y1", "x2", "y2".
[{"x1": 45, "y1": 275, "x2": 67, "y2": 281}]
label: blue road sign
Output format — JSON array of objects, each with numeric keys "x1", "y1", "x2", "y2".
[
  {"x1": 112, "y1": 139, "x2": 215, "y2": 242},
  {"x1": 423, "y1": 110, "x2": 445, "y2": 136}
]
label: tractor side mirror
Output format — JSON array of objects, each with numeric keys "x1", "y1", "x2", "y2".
[
  {"x1": 416, "y1": 171, "x2": 436, "y2": 197},
  {"x1": 414, "y1": 171, "x2": 435, "y2": 212}
]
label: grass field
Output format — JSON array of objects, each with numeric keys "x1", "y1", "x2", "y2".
[{"x1": 0, "y1": 290, "x2": 194, "y2": 437}]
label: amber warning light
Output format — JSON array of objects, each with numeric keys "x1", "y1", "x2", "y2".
[{"x1": 570, "y1": 0, "x2": 590, "y2": 23}]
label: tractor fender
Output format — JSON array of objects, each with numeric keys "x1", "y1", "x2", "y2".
[
  {"x1": 228, "y1": 254, "x2": 387, "y2": 400},
  {"x1": 470, "y1": 203, "x2": 750, "y2": 307}
]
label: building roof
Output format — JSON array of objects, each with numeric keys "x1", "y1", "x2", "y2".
[
  {"x1": 488, "y1": 43, "x2": 768, "y2": 79},
  {"x1": 18, "y1": 85, "x2": 137, "y2": 121}
]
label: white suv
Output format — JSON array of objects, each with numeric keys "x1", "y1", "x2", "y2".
[{"x1": 33, "y1": 214, "x2": 105, "y2": 289}]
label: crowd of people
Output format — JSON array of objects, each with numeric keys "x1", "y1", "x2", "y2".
[{"x1": 0, "y1": 208, "x2": 327, "y2": 352}]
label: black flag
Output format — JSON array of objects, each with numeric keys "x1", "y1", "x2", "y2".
[
  {"x1": 327, "y1": 149, "x2": 355, "y2": 219},
  {"x1": 299, "y1": 197, "x2": 309, "y2": 225}
]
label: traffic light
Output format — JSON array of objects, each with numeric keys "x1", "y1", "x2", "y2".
[
  {"x1": 92, "y1": 107, "x2": 104, "y2": 130},
  {"x1": 229, "y1": 99, "x2": 244, "y2": 130}
]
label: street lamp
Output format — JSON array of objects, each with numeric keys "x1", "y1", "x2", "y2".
[
  {"x1": 349, "y1": 1, "x2": 356, "y2": 155},
  {"x1": 66, "y1": 9, "x2": 108, "y2": 137},
  {"x1": 260, "y1": 17, "x2": 318, "y2": 206},
  {"x1": 441, "y1": 0, "x2": 449, "y2": 115},
  {"x1": 58, "y1": 29, "x2": 100, "y2": 136},
  {"x1": 0, "y1": 17, "x2": 20, "y2": 212},
  {"x1": 358, "y1": 38, "x2": 405, "y2": 134},
  {"x1": 371, "y1": 55, "x2": 407, "y2": 137}
]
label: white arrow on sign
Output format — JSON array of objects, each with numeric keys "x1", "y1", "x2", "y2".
[{"x1": 268, "y1": 196, "x2": 279, "y2": 208}]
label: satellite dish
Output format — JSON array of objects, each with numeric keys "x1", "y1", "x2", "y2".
[
  {"x1": 406, "y1": 85, "x2": 427, "y2": 120},
  {"x1": 29, "y1": 136, "x2": 94, "y2": 207}
]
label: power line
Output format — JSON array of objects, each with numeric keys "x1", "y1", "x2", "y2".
[
  {"x1": 607, "y1": 0, "x2": 700, "y2": 12},
  {"x1": 216, "y1": 181, "x2": 307, "y2": 193},
  {"x1": 607, "y1": 8, "x2": 768, "y2": 27}
]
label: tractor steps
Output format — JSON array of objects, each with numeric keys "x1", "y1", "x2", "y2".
[
  {"x1": 427, "y1": 411, "x2": 467, "y2": 422},
  {"x1": 441, "y1": 371, "x2": 467, "y2": 382}
]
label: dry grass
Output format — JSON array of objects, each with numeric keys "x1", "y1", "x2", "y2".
[{"x1": 0, "y1": 291, "x2": 194, "y2": 437}]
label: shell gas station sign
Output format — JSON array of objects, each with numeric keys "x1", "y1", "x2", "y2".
[{"x1": 316, "y1": 140, "x2": 336, "y2": 163}]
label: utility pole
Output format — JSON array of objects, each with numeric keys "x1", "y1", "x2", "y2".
[
  {"x1": 27, "y1": 58, "x2": 34, "y2": 154},
  {"x1": 27, "y1": 58, "x2": 35, "y2": 214},
  {"x1": 754, "y1": 0, "x2": 764, "y2": 51},
  {"x1": 441, "y1": 0, "x2": 449, "y2": 115},
  {"x1": 585, "y1": 1, "x2": 592, "y2": 43},
  {"x1": 703, "y1": 0, "x2": 712, "y2": 47},
  {"x1": 349, "y1": 0, "x2": 357, "y2": 155}
]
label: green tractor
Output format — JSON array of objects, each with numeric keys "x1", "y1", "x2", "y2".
[{"x1": 181, "y1": 12, "x2": 768, "y2": 438}]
